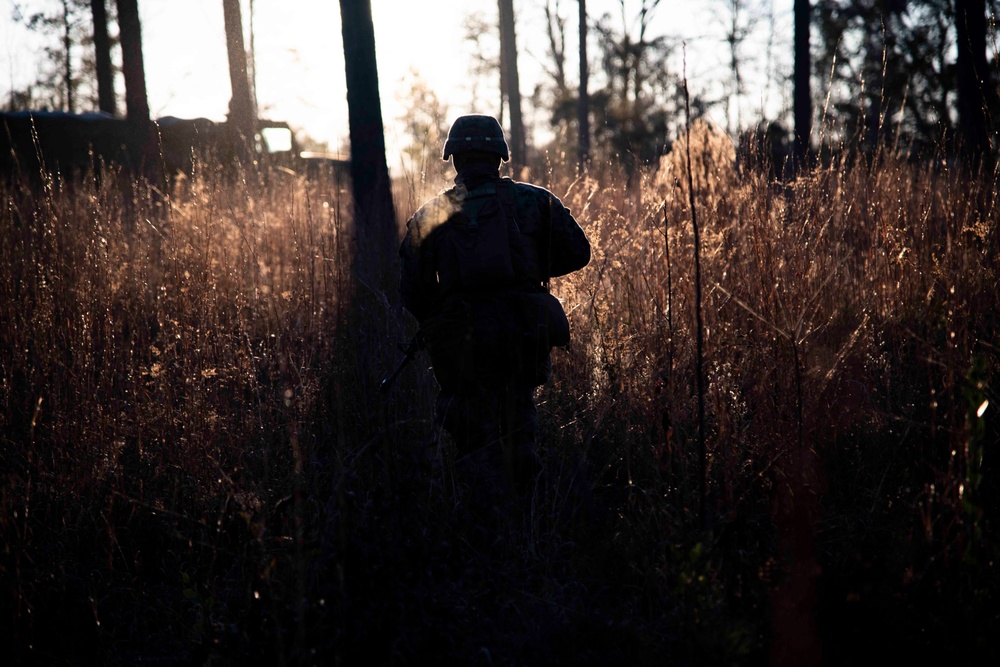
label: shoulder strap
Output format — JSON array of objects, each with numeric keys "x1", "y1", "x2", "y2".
[
  {"x1": 495, "y1": 179, "x2": 520, "y2": 233},
  {"x1": 459, "y1": 183, "x2": 496, "y2": 229}
]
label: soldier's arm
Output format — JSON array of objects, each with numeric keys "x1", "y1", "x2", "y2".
[
  {"x1": 545, "y1": 194, "x2": 591, "y2": 278},
  {"x1": 399, "y1": 191, "x2": 461, "y2": 320},
  {"x1": 398, "y1": 215, "x2": 435, "y2": 321}
]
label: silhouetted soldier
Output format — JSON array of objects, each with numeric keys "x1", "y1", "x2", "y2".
[{"x1": 399, "y1": 114, "x2": 591, "y2": 502}]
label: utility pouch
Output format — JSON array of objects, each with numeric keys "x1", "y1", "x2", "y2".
[{"x1": 518, "y1": 291, "x2": 570, "y2": 350}]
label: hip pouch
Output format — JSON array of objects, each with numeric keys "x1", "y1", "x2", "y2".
[{"x1": 422, "y1": 292, "x2": 569, "y2": 390}]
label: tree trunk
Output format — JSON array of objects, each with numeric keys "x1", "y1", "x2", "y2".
[
  {"x1": 338, "y1": 0, "x2": 400, "y2": 410},
  {"x1": 117, "y1": 0, "x2": 149, "y2": 124},
  {"x1": 91, "y1": 0, "x2": 115, "y2": 115},
  {"x1": 339, "y1": 0, "x2": 397, "y2": 288},
  {"x1": 578, "y1": 0, "x2": 590, "y2": 170},
  {"x1": 723, "y1": 0, "x2": 747, "y2": 135},
  {"x1": 498, "y1": 0, "x2": 527, "y2": 169},
  {"x1": 62, "y1": 0, "x2": 74, "y2": 113},
  {"x1": 863, "y1": 25, "x2": 883, "y2": 153},
  {"x1": 222, "y1": 0, "x2": 256, "y2": 155},
  {"x1": 248, "y1": 0, "x2": 258, "y2": 116},
  {"x1": 955, "y1": 0, "x2": 991, "y2": 168},
  {"x1": 116, "y1": 0, "x2": 158, "y2": 176},
  {"x1": 793, "y1": 0, "x2": 811, "y2": 169}
]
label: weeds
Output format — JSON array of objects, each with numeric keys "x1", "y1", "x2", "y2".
[{"x1": 1, "y1": 136, "x2": 997, "y2": 664}]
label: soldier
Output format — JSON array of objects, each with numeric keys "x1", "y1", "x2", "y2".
[{"x1": 399, "y1": 114, "x2": 591, "y2": 501}]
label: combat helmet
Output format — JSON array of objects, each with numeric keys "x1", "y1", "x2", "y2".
[{"x1": 442, "y1": 115, "x2": 509, "y2": 161}]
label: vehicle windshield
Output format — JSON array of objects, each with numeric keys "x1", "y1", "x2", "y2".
[{"x1": 259, "y1": 126, "x2": 293, "y2": 154}]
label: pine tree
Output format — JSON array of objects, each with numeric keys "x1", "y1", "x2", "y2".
[
  {"x1": 90, "y1": 0, "x2": 114, "y2": 114},
  {"x1": 794, "y1": 0, "x2": 811, "y2": 165},
  {"x1": 222, "y1": 0, "x2": 256, "y2": 156},
  {"x1": 955, "y1": 0, "x2": 992, "y2": 168},
  {"x1": 499, "y1": 0, "x2": 527, "y2": 168},
  {"x1": 578, "y1": 0, "x2": 590, "y2": 169},
  {"x1": 339, "y1": 0, "x2": 397, "y2": 286}
]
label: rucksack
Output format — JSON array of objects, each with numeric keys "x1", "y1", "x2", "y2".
[
  {"x1": 422, "y1": 180, "x2": 570, "y2": 390},
  {"x1": 434, "y1": 179, "x2": 519, "y2": 292}
]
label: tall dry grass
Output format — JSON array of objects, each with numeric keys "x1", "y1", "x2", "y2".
[{"x1": 1, "y1": 134, "x2": 998, "y2": 663}]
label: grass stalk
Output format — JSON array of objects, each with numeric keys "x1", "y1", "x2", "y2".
[{"x1": 683, "y1": 46, "x2": 709, "y2": 530}]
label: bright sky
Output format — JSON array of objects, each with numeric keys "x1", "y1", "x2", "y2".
[{"x1": 1, "y1": 0, "x2": 794, "y2": 168}]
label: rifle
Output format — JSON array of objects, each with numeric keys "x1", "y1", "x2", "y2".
[{"x1": 379, "y1": 333, "x2": 424, "y2": 393}]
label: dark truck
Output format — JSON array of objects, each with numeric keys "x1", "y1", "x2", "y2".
[
  {"x1": 1, "y1": 111, "x2": 347, "y2": 183},
  {"x1": 0, "y1": 110, "x2": 143, "y2": 181},
  {"x1": 155, "y1": 116, "x2": 349, "y2": 181}
]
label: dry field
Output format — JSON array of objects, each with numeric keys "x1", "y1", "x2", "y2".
[{"x1": 2, "y1": 136, "x2": 997, "y2": 664}]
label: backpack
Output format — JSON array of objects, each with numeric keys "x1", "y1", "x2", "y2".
[
  {"x1": 434, "y1": 180, "x2": 518, "y2": 292},
  {"x1": 422, "y1": 180, "x2": 570, "y2": 390}
]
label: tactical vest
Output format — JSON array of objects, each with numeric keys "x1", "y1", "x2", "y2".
[{"x1": 422, "y1": 179, "x2": 570, "y2": 390}]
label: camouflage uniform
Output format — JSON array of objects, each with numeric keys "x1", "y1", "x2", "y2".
[{"x1": 399, "y1": 115, "x2": 590, "y2": 495}]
